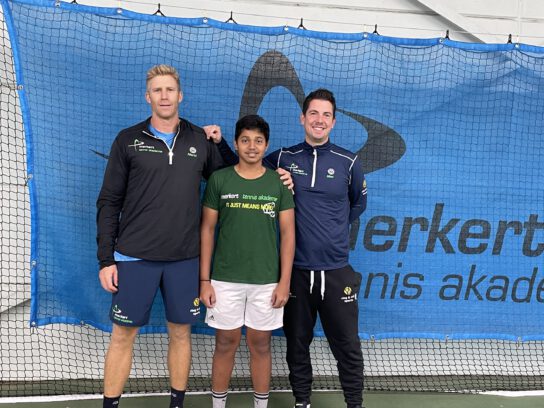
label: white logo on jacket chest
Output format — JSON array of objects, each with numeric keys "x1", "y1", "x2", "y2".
[
  {"x1": 287, "y1": 163, "x2": 307, "y2": 176},
  {"x1": 128, "y1": 138, "x2": 163, "y2": 153},
  {"x1": 187, "y1": 146, "x2": 197, "y2": 158},
  {"x1": 326, "y1": 168, "x2": 335, "y2": 179}
]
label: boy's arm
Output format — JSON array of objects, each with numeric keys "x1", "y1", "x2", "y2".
[
  {"x1": 271, "y1": 208, "x2": 295, "y2": 308},
  {"x1": 200, "y1": 206, "x2": 219, "y2": 308}
]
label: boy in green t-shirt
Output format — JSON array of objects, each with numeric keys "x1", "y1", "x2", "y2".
[{"x1": 200, "y1": 115, "x2": 295, "y2": 408}]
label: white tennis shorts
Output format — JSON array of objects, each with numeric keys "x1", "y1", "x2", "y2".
[{"x1": 205, "y1": 280, "x2": 283, "y2": 331}]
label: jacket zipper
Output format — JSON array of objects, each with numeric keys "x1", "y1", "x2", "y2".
[
  {"x1": 311, "y1": 148, "x2": 317, "y2": 187},
  {"x1": 143, "y1": 127, "x2": 181, "y2": 165}
]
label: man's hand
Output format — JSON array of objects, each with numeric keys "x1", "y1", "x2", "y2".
[
  {"x1": 203, "y1": 125, "x2": 223, "y2": 144},
  {"x1": 271, "y1": 282, "x2": 290, "y2": 308},
  {"x1": 276, "y1": 167, "x2": 294, "y2": 192},
  {"x1": 200, "y1": 281, "x2": 216, "y2": 308},
  {"x1": 99, "y1": 264, "x2": 118, "y2": 293}
]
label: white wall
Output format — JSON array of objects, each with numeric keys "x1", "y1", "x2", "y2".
[{"x1": 80, "y1": 0, "x2": 544, "y2": 46}]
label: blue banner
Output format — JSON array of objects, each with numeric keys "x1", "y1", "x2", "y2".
[{"x1": 4, "y1": 0, "x2": 543, "y2": 340}]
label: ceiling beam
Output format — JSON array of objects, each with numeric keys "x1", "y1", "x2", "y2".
[{"x1": 414, "y1": 0, "x2": 504, "y2": 43}]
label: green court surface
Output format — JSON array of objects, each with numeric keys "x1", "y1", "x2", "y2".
[{"x1": 2, "y1": 391, "x2": 544, "y2": 408}]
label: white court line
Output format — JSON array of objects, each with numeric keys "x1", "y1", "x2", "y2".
[
  {"x1": 0, "y1": 393, "x2": 167, "y2": 404},
  {"x1": 4, "y1": 390, "x2": 542, "y2": 404},
  {"x1": 0, "y1": 390, "x2": 292, "y2": 404},
  {"x1": 481, "y1": 390, "x2": 544, "y2": 397}
]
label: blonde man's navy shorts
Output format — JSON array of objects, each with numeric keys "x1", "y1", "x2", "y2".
[{"x1": 109, "y1": 257, "x2": 200, "y2": 327}]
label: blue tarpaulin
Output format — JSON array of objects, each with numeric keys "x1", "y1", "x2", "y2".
[{"x1": 3, "y1": 0, "x2": 543, "y2": 340}]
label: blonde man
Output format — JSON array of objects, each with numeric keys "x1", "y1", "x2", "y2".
[{"x1": 97, "y1": 65, "x2": 225, "y2": 408}]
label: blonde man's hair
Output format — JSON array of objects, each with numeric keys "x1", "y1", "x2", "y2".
[{"x1": 146, "y1": 64, "x2": 181, "y2": 90}]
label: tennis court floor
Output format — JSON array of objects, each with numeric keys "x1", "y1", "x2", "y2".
[{"x1": 2, "y1": 391, "x2": 544, "y2": 407}]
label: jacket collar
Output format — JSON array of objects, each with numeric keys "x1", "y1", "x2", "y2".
[
  {"x1": 302, "y1": 139, "x2": 331, "y2": 151},
  {"x1": 142, "y1": 117, "x2": 187, "y2": 134}
]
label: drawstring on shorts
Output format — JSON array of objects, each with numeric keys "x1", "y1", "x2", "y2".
[{"x1": 309, "y1": 270, "x2": 326, "y2": 299}]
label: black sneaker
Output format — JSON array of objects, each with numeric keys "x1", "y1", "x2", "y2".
[{"x1": 294, "y1": 402, "x2": 311, "y2": 408}]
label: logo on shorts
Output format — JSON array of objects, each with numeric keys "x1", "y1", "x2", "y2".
[
  {"x1": 111, "y1": 305, "x2": 133, "y2": 324},
  {"x1": 341, "y1": 286, "x2": 357, "y2": 303},
  {"x1": 187, "y1": 146, "x2": 198, "y2": 158},
  {"x1": 190, "y1": 298, "x2": 201, "y2": 316}
]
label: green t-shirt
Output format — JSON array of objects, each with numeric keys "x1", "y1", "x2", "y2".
[{"x1": 203, "y1": 166, "x2": 295, "y2": 284}]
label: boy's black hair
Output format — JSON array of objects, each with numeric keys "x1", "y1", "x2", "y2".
[
  {"x1": 302, "y1": 88, "x2": 336, "y2": 118},
  {"x1": 235, "y1": 114, "x2": 270, "y2": 142}
]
